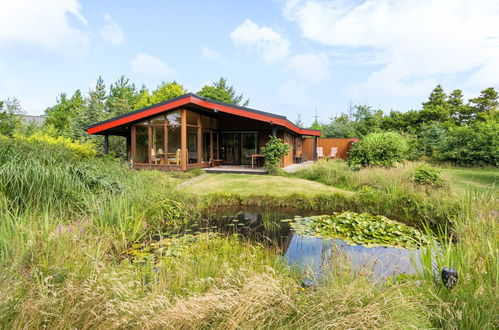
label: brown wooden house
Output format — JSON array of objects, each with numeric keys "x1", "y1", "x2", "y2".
[{"x1": 87, "y1": 93, "x2": 320, "y2": 170}]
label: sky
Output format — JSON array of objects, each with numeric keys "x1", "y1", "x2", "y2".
[{"x1": 1, "y1": 0, "x2": 499, "y2": 126}]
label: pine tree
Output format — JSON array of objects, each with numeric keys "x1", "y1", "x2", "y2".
[{"x1": 197, "y1": 77, "x2": 249, "y2": 106}]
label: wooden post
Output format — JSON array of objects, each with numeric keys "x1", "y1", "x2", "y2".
[
  {"x1": 181, "y1": 109, "x2": 187, "y2": 170},
  {"x1": 197, "y1": 114, "x2": 202, "y2": 164},
  {"x1": 313, "y1": 136, "x2": 318, "y2": 160},
  {"x1": 272, "y1": 127, "x2": 277, "y2": 137},
  {"x1": 103, "y1": 134, "x2": 109, "y2": 155}
]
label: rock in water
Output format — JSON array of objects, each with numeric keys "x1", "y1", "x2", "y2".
[{"x1": 441, "y1": 267, "x2": 458, "y2": 289}]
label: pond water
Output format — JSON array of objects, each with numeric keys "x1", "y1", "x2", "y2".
[{"x1": 201, "y1": 207, "x2": 422, "y2": 281}]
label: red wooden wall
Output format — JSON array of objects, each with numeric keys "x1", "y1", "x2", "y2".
[{"x1": 302, "y1": 138, "x2": 359, "y2": 160}]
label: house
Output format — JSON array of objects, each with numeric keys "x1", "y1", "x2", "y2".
[{"x1": 87, "y1": 93, "x2": 321, "y2": 171}]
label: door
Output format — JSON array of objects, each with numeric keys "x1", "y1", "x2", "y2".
[{"x1": 221, "y1": 132, "x2": 257, "y2": 165}]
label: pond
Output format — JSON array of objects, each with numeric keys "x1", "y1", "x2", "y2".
[{"x1": 201, "y1": 207, "x2": 422, "y2": 281}]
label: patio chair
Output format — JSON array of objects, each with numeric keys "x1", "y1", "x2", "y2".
[
  {"x1": 317, "y1": 147, "x2": 324, "y2": 159},
  {"x1": 326, "y1": 147, "x2": 338, "y2": 160},
  {"x1": 167, "y1": 149, "x2": 181, "y2": 165}
]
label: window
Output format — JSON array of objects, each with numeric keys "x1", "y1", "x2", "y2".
[
  {"x1": 152, "y1": 126, "x2": 166, "y2": 164},
  {"x1": 187, "y1": 126, "x2": 198, "y2": 163},
  {"x1": 167, "y1": 125, "x2": 181, "y2": 165},
  {"x1": 151, "y1": 114, "x2": 166, "y2": 124},
  {"x1": 201, "y1": 115, "x2": 211, "y2": 129},
  {"x1": 166, "y1": 110, "x2": 181, "y2": 124},
  {"x1": 186, "y1": 110, "x2": 198, "y2": 126},
  {"x1": 135, "y1": 126, "x2": 148, "y2": 163}
]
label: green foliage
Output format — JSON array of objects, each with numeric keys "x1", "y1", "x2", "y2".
[
  {"x1": 348, "y1": 132, "x2": 409, "y2": 167},
  {"x1": 14, "y1": 133, "x2": 97, "y2": 158},
  {"x1": 412, "y1": 164, "x2": 445, "y2": 187},
  {"x1": 261, "y1": 136, "x2": 291, "y2": 174},
  {"x1": 197, "y1": 77, "x2": 249, "y2": 106},
  {"x1": 437, "y1": 119, "x2": 499, "y2": 166},
  {"x1": 0, "y1": 98, "x2": 24, "y2": 136},
  {"x1": 288, "y1": 211, "x2": 429, "y2": 248},
  {"x1": 44, "y1": 90, "x2": 85, "y2": 137}
]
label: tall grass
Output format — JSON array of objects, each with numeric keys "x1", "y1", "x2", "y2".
[
  {"x1": 418, "y1": 191, "x2": 498, "y2": 329},
  {"x1": 0, "y1": 135, "x2": 496, "y2": 329}
]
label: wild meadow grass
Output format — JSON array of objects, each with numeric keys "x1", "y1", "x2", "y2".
[{"x1": 0, "y1": 137, "x2": 497, "y2": 329}]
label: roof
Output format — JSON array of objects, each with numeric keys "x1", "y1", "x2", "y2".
[
  {"x1": 87, "y1": 93, "x2": 321, "y2": 136},
  {"x1": 21, "y1": 115, "x2": 45, "y2": 125}
]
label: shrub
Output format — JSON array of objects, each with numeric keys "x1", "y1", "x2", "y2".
[
  {"x1": 412, "y1": 164, "x2": 445, "y2": 187},
  {"x1": 261, "y1": 136, "x2": 290, "y2": 174},
  {"x1": 348, "y1": 132, "x2": 409, "y2": 167},
  {"x1": 436, "y1": 120, "x2": 499, "y2": 166}
]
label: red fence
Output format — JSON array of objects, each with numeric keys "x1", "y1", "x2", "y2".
[{"x1": 302, "y1": 138, "x2": 359, "y2": 160}]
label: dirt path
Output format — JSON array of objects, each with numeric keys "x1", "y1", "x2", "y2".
[{"x1": 177, "y1": 173, "x2": 209, "y2": 187}]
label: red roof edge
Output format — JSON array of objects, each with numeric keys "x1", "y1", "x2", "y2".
[{"x1": 87, "y1": 94, "x2": 321, "y2": 136}]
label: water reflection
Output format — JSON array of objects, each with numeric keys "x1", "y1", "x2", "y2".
[{"x1": 202, "y1": 207, "x2": 422, "y2": 281}]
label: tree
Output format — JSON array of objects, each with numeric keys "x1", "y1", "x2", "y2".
[
  {"x1": 150, "y1": 81, "x2": 187, "y2": 105},
  {"x1": 294, "y1": 114, "x2": 304, "y2": 127},
  {"x1": 322, "y1": 114, "x2": 356, "y2": 138},
  {"x1": 197, "y1": 77, "x2": 249, "y2": 106},
  {"x1": 106, "y1": 75, "x2": 139, "y2": 116},
  {"x1": 447, "y1": 89, "x2": 473, "y2": 125},
  {"x1": 73, "y1": 76, "x2": 107, "y2": 139},
  {"x1": 0, "y1": 97, "x2": 24, "y2": 136},
  {"x1": 420, "y1": 84, "x2": 451, "y2": 123},
  {"x1": 469, "y1": 87, "x2": 498, "y2": 120},
  {"x1": 44, "y1": 90, "x2": 85, "y2": 137}
]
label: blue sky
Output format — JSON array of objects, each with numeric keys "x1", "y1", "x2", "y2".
[{"x1": 1, "y1": 0, "x2": 499, "y2": 125}]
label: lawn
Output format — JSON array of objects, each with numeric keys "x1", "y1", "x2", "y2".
[
  {"x1": 179, "y1": 173, "x2": 353, "y2": 196},
  {"x1": 441, "y1": 167, "x2": 498, "y2": 193}
]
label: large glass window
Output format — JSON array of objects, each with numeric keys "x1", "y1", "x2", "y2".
[
  {"x1": 203, "y1": 131, "x2": 211, "y2": 162},
  {"x1": 167, "y1": 125, "x2": 181, "y2": 165},
  {"x1": 152, "y1": 126, "x2": 165, "y2": 164},
  {"x1": 135, "y1": 126, "x2": 149, "y2": 163},
  {"x1": 187, "y1": 126, "x2": 198, "y2": 163},
  {"x1": 166, "y1": 110, "x2": 181, "y2": 125},
  {"x1": 186, "y1": 110, "x2": 198, "y2": 126},
  {"x1": 241, "y1": 133, "x2": 257, "y2": 165},
  {"x1": 201, "y1": 115, "x2": 211, "y2": 129},
  {"x1": 151, "y1": 114, "x2": 166, "y2": 124}
]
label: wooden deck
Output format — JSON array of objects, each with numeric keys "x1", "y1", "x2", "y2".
[{"x1": 204, "y1": 165, "x2": 268, "y2": 175}]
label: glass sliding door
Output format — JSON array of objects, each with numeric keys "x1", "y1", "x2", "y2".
[
  {"x1": 241, "y1": 133, "x2": 257, "y2": 165},
  {"x1": 203, "y1": 131, "x2": 211, "y2": 162},
  {"x1": 221, "y1": 132, "x2": 258, "y2": 165}
]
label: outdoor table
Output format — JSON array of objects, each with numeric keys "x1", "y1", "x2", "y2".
[{"x1": 251, "y1": 153, "x2": 265, "y2": 168}]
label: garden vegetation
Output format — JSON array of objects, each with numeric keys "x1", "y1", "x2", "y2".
[{"x1": 0, "y1": 79, "x2": 497, "y2": 329}]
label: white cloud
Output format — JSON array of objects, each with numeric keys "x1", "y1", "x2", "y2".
[
  {"x1": 230, "y1": 19, "x2": 290, "y2": 64},
  {"x1": 130, "y1": 53, "x2": 174, "y2": 78},
  {"x1": 202, "y1": 46, "x2": 220, "y2": 59},
  {"x1": 284, "y1": 0, "x2": 499, "y2": 94},
  {"x1": 278, "y1": 80, "x2": 312, "y2": 107},
  {"x1": 100, "y1": 14, "x2": 125, "y2": 46},
  {"x1": 0, "y1": 0, "x2": 90, "y2": 57},
  {"x1": 287, "y1": 53, "x2": 330, "y2": 83}
]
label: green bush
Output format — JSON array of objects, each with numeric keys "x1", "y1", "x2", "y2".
[
  {"x1": 412, "y1": 164, "x2": 445, "y2": 187},
  {"x1": 261, "y1": 136, "x2": 290, "y2": 174},
  {"x1": 437, "y1": 120, "x2": 499, "y2": 166},
  {"x1": 348, "y1": 132, "x2": 409, "y2": 167}
]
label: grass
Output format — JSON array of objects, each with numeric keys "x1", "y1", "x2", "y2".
[
  {"x1": 0, "y1": 135, "x2": 497, "y2": 329},
  {"x1": 441, "y1": 166, "x2": 498, "y2": 193},
  {"x1": 179, "y1": 173, "x2": 353, "y2": 196}
]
